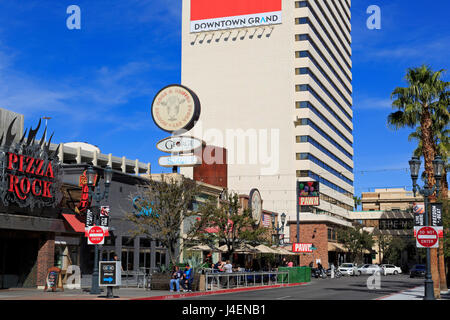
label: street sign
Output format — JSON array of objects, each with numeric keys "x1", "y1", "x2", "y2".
[
  {"x1": 413, "y1": 202, "x2": 425, "y2": 227},
  {"x1": 158, "y1": 155, "x2": 201, "y2": 167},
  {"x1": 99, "y1": 261, "x2": 121, "y2": 287},
  {"x1": 292, "y1": 243, "x2": 313, "y2": 253},
  {"x1": 87, "y1": 225, "x2": 105, "y2": 245},
  {"x1": 297, "y1": 181, "x2": 320, "y2": 206},
  {"x1": 416, "y1": 226, "x2": 439, "y2": 248},
  {"x1": 156, "y1": 136, "x2": 204, "y2": 153}
]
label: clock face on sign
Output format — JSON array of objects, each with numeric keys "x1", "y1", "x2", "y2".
[{"x1": 249, "y1": 189, "x2": 262, "y2": 224}]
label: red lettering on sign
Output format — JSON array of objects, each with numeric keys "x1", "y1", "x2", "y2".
[
  {"x1": 35, "y1": 159, "x2": 45, "y2": 176},
  {"x1": 32, "y1": 179, "x2": 42, "y2": 196},
  {"x1": 45, "y1": 163, "x2": 54, "y2": 178},
  {"x1": 25, "y1": 157, "x2": 35, "y2": 174},
  {"x1": 42, "y1": 181, "x2": 52, "y2": 198},
  {"x1": 7, "y1": 153, "x2": 18, "y2": 170}
]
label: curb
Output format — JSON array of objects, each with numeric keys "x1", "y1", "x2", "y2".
[{"x1": 133, "y1": 282, "x2": 308, "y2": 300}]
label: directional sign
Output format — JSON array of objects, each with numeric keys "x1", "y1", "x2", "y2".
[
  {"x1": 156, "y1": 136, "x2": 204, "y2": 153},
  {"x1": 87, "y1": 226, "x2": 105, "y2": 245},
  {"x1": 416, "y1": 226, "x2": 439, "y2": 248},
  {"x1": 158, "y1": 155, "x2": 201, "y2": 167},
  {"x1": 99, "y1": 261, "x2": 121, "y2": 287}
]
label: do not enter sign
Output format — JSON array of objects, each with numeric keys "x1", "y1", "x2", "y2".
[
  {"x1": 88, "y1": 226, "x2": 105, "y2": 245},
  {"x1": 416, "y1": 226, "x2": 439, "y2": 248}
]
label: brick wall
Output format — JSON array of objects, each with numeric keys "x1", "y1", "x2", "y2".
[
  {"x1": 36, "y1": 235, "x2": 55, "y2": 287},
  {"x1": 289, "y1": 222, "x2": 329, "y2": 269}
]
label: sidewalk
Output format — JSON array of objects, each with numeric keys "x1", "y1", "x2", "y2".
[
  {"x1": 0, "y1": 283, "x2": 307, "y2": 300},
  {"x1": 377, "y1": 286, "x2": 450, "y2": 300}
]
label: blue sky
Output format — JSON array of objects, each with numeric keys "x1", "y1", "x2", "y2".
[{"x1": 0, "y1": 0, "x2": 448, "y2": 199}]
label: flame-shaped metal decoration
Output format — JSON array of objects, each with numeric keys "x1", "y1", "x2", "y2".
[{"x1": 0, "y1": 117, "x2": 63, "y2": 211}]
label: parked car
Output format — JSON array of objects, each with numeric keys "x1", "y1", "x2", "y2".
[
  {"x1": 357, "y1": 264, "x2": 382, "y2": 275},
  {"x1": 338, "y1": 263, "x2": 358, "y2": 276},
  {"x1": 409, "y1": 264, "x2": 426, "y2": 278},
  {"x1": 381, "y1": 264, "x2": 402, "y2": 275}
]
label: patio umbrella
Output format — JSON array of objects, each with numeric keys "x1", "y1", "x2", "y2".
[
  {"x1": 186, "y1": 244, "x2": 221, "y2": 252},
  {"x1": 255, "y1": 244, "x2": 279, "y2": 254}
]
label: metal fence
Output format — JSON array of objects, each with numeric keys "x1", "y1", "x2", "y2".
[{"x1": 205, "y1": 271, "x2": 289, "y2": 291}]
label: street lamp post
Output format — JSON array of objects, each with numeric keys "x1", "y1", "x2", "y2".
[
  {"x1": 408, "y1": 155, "x2": 444, "y2": 301},
  {"x1": 87, "y1": 165, "x2": 113, "y2": 295},
  {"x1": 271, "y1": 213, "x2": 286, "y2": 246}
]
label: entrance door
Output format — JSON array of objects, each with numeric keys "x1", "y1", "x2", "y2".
[{"x1": 0, "y1": 236, "x2": 39, "y2": 288}]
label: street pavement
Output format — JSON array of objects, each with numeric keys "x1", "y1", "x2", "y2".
[
  {"x1": 0, "y1": 274, "x2": 447, "y2": 300},
  {"x1": 179, "y1": 274, "x2": 445, "y2": 300}
]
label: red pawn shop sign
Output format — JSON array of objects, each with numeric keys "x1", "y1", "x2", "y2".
[
  {"x1": 87, "y1": 226, "x2": 106, "y2": 245},
  {"x1": 416, "y1": 226, "x2": 439, "y2": 248}
]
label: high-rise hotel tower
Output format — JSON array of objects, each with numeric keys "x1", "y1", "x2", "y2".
[{"x1": 181, "y1": 0, "x2": 354, "y2": 239}]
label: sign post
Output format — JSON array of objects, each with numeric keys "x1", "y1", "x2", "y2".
[{"x1": 99, "y1": 261, "x2": 121, "y2": 298}]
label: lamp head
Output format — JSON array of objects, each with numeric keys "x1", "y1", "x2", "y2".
[
  {"x1": 409, "y1": 156, "x2": 421, "y2": 180},
  {"x1": 86, "y1": 166, "x2": 96, "y2": 187}
]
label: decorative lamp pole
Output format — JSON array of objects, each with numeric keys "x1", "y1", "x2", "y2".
[
  {"x1": 271, "y1": 213, "x2": 286, "y2": 246},
  {"x1": 409, "y1": 155, "x2": 443, "y2": 300},
  {"x1": 87, "y1": 165, "x2": 113, "y2": 295}
]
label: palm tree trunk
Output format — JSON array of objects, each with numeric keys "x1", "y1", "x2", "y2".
[
  {"x1": 438, "y1": 170, "x2": 448, "y2": 292},
  {"x1": 421, "y1": 109, "x2": 441, "y2": 298}
]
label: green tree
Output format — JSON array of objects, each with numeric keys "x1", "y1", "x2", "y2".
[
  {"x1": 337, "y1": 224, "x2": 375, "y2": 264},
  {"x1": 188, "y1": 191, "x2": 269, "y2": 263},
  {"x1": 353, "y1": 196, "x2": 361, "y2": 211},
  {"x1": 387, "y1": 65, "x2": 449, "y2": 295},
  {"x1": 126, "y1": 174, "x2": 199, "y2": 267}
]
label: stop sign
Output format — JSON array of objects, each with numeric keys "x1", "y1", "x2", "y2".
[
  {"x1": 88, "y1": 226, "x2": 105, "y2": 245},
  {"x1": 416, "y1": 226, "x2": 439, "y2": 248}
]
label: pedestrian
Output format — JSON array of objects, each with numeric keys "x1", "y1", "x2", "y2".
[
  {"x1": 287, "y1": 260, "x2": 294, "y2": 267},
  {"x1": 169, "y1": 266, "x2": 182, "y2": 292},
  {"x1": 281, "y1": 257, "x2": 288, "y2": 267},
  {"x1": 224, "y1": 260, "x2": 233, "y2": 273},
  {"x1": 181, "y1": 264, "x2": 194, "y2": 292}
]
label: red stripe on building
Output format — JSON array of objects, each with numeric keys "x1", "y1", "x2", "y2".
[{"x1": 191, "y1": 0, "x2": 282, "y2": 21}]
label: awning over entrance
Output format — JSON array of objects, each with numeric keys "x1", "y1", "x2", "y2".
[
  {"x1": 62, "y1": 214, "x2": 85, "y2": 233},
  {"x1": 328, "y1": 242, "x2": 348, "y2": 252}
]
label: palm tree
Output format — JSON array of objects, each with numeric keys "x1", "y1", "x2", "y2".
[
  {"x1": 387, "y1": 65, "x2": 449, "y2": 297},
  {"x1": 353, "y1": 196, "x2": 361, "y2": 211}
]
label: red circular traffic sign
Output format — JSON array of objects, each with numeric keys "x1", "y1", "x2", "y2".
[
  {"x1": 88, "y1": 226, "x2": 105, "y2": 244},
  {"x1": 417, "y1": 226, "x2": 438, "y2": 247}
]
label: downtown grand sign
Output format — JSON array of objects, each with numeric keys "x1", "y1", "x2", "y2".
[
  {"x1": 0, "y1": 118, "x2": 63, "y2": 210},
  {"x1": 190, "y1": 0, "x2": 282, "y2": 33}
]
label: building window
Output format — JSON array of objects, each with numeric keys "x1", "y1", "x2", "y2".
[
  {"x1": 295, "y1": 17, "x2": 308, "y2": 24},
  {"x1": 295, "y1": 34, "x2": 308, "y2": 41},
  {"x1": 295, "y1": 67, "x2": 309, "y2": 75},
  {"x1": 296, "y1": 170, "x2": 309, "y2": 177},
  {"x1": 295, "y1": 1, "x2": 308, "y2": 8}
]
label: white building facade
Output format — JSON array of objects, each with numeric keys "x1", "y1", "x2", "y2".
[{"x1": 180, "y1": 0, "x2": 355, "y2": 240}]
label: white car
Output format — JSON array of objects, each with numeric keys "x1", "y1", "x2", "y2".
[
  {"x1": 357, "y1": 264, "x2": 382, "y2": 275},
  {"x1": 381, "y1": 264, "x2": 402, "y2": 275},
  {"x1": 338, "y1": 263, "x2": 358, "y2": 276}
]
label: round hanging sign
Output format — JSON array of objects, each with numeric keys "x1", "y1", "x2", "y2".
[{"x1": 151, "y1": 84, "x2": 201, "y2": 133}]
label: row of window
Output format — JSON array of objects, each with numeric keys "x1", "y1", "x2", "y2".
[
  {"x1": 313, "y1": 0, "x2": 352, "y2": 50},
  {"x1": 295, "y1": 45, "x2": 352, "y2": 105},
  {"x1": 296, "y1": 99, "x2": 352, "y2": 146},
  {"x1": 297, "y1": 117, "x2": 353, "y2": 159},
  {"x1": 321, "y1": 193, "x2": 353, "y2": 211},
  {"x1": 295, "y1": 78, "x2": 352, "y2": 125},
  {"x1": 296, "y1": 170, "x2": 352, "y2": 198},
  {"x1": 296, "y1": 34, "x2": 352, "y2": 97},
  {"x1": 299, "y1": 63, "x2": 352, "y2": 116},
  {"x1": 295, "y1": 62, "x2": 351, "y2": 116},
  {"x1": 294, "y1": 15, "x2": 351, "y2": 83},
  {"x1": 295, "y1": 2, "x2": 352, "y2": 72},
  {"x1": 296, "y1": 152, "x2": 353, "y2": 185},
  {"x1": 296, "y1": 135, "x2": 353, "y2": 171},
  {"x1": 323, "y1": 0, "x2": 351, "y2": 35}
]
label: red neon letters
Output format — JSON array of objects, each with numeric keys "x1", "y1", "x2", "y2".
[{"x1": 7, "y1": 152, "x2": 55, "y2": 200}]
